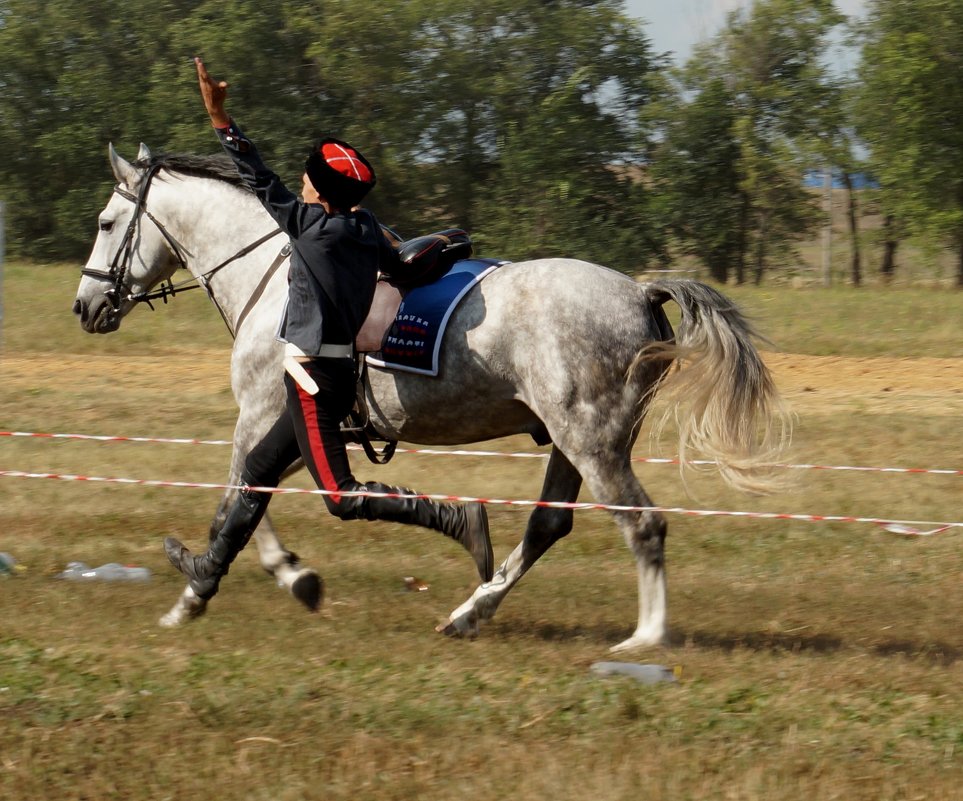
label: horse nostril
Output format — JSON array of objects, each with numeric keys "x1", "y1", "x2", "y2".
[{"x1": 72, "y1": 298, "x2": 87, "y2": 322}]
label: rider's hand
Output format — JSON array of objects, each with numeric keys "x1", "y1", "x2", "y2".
[{"x1": 195, "y1": 57, "x2": 231, "y2": 127}]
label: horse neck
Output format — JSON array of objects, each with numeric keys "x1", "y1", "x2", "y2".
[{"x1": 155, "y1": 175, "x2": 283, "y2": 327}]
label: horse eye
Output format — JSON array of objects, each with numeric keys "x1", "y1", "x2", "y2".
[{"x1": 99, "y1": 219, "x2": 114, "y2": 233}]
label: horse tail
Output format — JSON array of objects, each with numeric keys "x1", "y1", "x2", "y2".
[{"x1": 636, "y1": 279, "x2": 791, "y2": 494}]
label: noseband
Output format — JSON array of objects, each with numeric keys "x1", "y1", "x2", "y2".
[{"x1": 80, "y1": 164, "x2": 282, "y2": 319}]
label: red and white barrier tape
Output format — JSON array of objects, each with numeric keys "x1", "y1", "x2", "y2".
[
  {"x1": 2, "y1": 430, "x2": 961, "y2": 477},
  {"x1": 0, "y1": 469, "x2": 958, "y2": 537},
  {"x1": 1, "y1": 431, "x2": 233, "y2": 446}
]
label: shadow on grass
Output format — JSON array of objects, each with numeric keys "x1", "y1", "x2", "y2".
[
  {"x1": 671, "y1": 629, "x2": 960, "y2": 665},
  {"x1": 489, "y1": 620, "x2": 960, "y2": 665}
]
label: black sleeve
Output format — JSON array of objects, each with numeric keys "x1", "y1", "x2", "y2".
[{"x1": 215, "y1": 120, "x2": 319, "y2": 238}]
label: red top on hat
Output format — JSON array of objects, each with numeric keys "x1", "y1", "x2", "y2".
[
  {"x1": 305, "y1": 137, "x2": 376, "y2": 209},
  {"x1": 320, "y1": 141, "x2": 374, "y2": 184}
]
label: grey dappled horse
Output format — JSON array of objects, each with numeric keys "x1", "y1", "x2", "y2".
[{"x1": 73, "y1": 144, "x2": 788, "y2": 651}]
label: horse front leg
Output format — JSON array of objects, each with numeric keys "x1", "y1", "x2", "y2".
[
  {"x1": 439, "y1": 446, "x2": 581, "y2": 637},
  {"x1": 252, "y1": 510, "x2": 323, "y2": 612},
  {"x1": 157, "y1": 512, "x2": 322, "y2": 628},
  {"x1": 158, "y1": 486, "x2": 234, "y2": 628},
  {"x1": 159, "y1": 585, "x2": 208, "y2": 628},
  {"x1": 158, "y1": 457, "x2": 322, "y2": 628},
  {"x1": 251, "y1": 458, "x2": 322, "y2": 610}
]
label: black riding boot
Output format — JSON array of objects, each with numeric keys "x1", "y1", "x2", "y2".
[
  {"x1": 164, "y1": 483, "x2": 269, "y2": 599},
  {"x1": 347, "y1": 482, "x2": 494, "y2": 582}
]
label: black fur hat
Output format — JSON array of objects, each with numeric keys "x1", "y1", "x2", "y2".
[{"x1": 304, "y1": 138, "x2": 376, "y2": 209}]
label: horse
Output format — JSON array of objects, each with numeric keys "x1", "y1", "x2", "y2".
[{"x1": 72, "y1": 143, "x2": 788, "y2": 651}]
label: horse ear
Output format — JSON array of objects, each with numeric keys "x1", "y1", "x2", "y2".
[
  {"x1": 137, "y1": 142, "x2": 152, "y2": 162},
  {"x1": 109, "y1": 142, "x2": 140, "y2": 187}
]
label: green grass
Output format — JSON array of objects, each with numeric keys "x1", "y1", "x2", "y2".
[
  {"x1": 723, "y1": 284, "x2": 963, "y2": 358},
  {"x1": 1, "y1": 261, "x2": 234, "y2": 357},
  {"x1": 1, "y1": 262, "x2": 961, "y2": 801}
]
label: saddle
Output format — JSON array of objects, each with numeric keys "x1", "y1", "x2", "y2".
[{"x1": 343, "y1": 228, "x2": 474, "y2": 464}]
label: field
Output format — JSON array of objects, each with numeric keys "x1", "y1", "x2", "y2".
[{"x1": 1, "y1": 262, "x2": 961, "y2": 800}]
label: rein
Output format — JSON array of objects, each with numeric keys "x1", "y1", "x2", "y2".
[
  {"x1": 131, "y1": 225, "x2": 283, "y2": 311},
  {"x1": 81, "y1": 164, "x2": 284, "y2": 331}
]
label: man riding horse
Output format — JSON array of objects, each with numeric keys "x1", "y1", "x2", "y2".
[{"x1": 164, "y1": 58, "x2": 493, "y2": 602}]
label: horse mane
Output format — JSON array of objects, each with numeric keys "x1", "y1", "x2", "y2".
[{"x1": 134, "y1": 152, "x2": 254, "y2": 192}]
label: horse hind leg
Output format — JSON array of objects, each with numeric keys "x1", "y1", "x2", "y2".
[
  {"x1": 575, "y1": 453, "x2": 668, "y2": 651},
  {"x1": 440, "y1": 446, "x2": 582, "y2": 637},
  {"x1": 612, "y1": 506, "x2": 667, "y2": 652}
]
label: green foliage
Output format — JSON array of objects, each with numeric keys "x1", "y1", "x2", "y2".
[
  {"x1": 854, "y1": 0, "x2": 963, "y2": 285},
  {"x1": 0, "y1": 0, "x2": 662, "y2": 269},
  {"x1": 3, "y1": 0, "x2": 963, "y2": 285},
  {"x1": 648, "y1": 0, "x2": 844, "y2": 283},
  {"x1": 647, "y1": 78, "x2": 743, "y2": 281}
]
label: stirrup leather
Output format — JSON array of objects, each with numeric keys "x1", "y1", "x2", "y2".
[{"x1": 340, "y1": 357, "x2": 398, "y2": 465}]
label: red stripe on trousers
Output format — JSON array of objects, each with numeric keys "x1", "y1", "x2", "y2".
[{"x1": 295, "y1": 383, "x2": 342, "y2": 504}]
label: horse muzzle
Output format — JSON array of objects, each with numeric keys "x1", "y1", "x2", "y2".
[{"x1": 73, "y1": 296, "x2": 122, "y2": 334}]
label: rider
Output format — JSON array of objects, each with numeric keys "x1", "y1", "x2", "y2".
[{"x1": 164, "y1": 58, "x2": 493, "y2": 601}]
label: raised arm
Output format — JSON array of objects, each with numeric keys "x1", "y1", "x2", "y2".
[
  {"x1": 195, "y1": 57, "x2": 231, "y2": 128},
  {"x1": 194, "y1": 57, "x2": 309, "y2": 237}
]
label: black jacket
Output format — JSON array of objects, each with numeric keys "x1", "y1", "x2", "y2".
[{"x1": 216, "y1": 121, "x2": 400, "y2": 353}]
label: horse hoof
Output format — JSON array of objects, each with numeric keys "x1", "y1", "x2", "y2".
[
  {"x1": 291, "y1": 570, "x2": 323, "y2": 612},
  {"x1": 435, "y1": 616, "x2": 479, "y2": 639},
  {"x1": 610, "y1": 633, "x2": 665, "y2": 653},
  {"x1": 159, "y1": 589, "x2": 208, "y2": 628}
]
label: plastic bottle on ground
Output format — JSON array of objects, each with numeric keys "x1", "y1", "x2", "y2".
[
  {"x1": 0, "y1": 552, "x2": 16, "y2": 576},
  {"x1": 57, "y1": 562, "x2": 151, "y2": 581},
  {"x1": 590, "y1": 661, "x2": 678, "y2": 684}
]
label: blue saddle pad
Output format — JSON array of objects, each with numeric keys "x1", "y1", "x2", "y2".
[{"x1": 366, "y1": 258, "x2": 506, "y2": 376}]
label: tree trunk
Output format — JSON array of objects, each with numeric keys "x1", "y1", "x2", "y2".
[
  {"x1": 880, "y1": 213, "x2": 897, "y2": 283},
  {"x1": 821, "y1": 167, "x2": 832, "y2": 287},
  {"x1": 753, "y1": 210, "x2": 769, "y2": 285},
  {"x1": 842, "y1": 172, "x2": 861, "y2": 287},
  {"x1": 706, "y1": 253, "x2": 728, "y2": 283},
  {"x1": 735, "y1": 191, "x2": 750, "y2": 285}
]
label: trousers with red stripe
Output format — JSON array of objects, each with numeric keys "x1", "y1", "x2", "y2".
[{"x1": 163, "y1": 357, "x2": 493, "y2": 600}]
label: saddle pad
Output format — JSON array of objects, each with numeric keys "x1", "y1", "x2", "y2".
[{"x1": 365, "y1": 258, "x2": 506, "y2": 376}]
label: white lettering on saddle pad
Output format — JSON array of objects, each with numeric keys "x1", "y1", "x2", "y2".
[{"x1": 366, "y1": 259, "x2": 506, "y2": 376}]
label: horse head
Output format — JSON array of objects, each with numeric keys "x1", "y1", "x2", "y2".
[{"x1": 73, "y1": 143, "x2": 185, "y2": 334}]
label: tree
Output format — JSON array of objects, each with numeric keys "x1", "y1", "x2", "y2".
[
  {"x1": 854, "y1": 0, "x2": 963, "y2": 286},
  {"x1": 398, "y1": 0, "x2": 664, "y2": 268},
  {"x1": 647, "y1": 77, "x2": 743, "y2": 283},
  {"x1": 0, "y1": 0, "x2": 205, "y2": 259},
  {"x1": 0, "y1": 0, "x2": 665, "y2": 267},
  {"x1": 648, "y1": 0, "x2": 844, "y2": 283}
]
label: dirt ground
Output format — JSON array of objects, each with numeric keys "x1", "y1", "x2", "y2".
[
  {"x1": 764, "y1": 353, "x2": 963, "y2": 415},
  {"x1": 5, "y1": 352, "x2": 963, "y2": 417}
]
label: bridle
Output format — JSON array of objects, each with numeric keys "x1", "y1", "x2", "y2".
[{"x1": 80, "y1": 163, "x2": 283, "y2": 332}]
